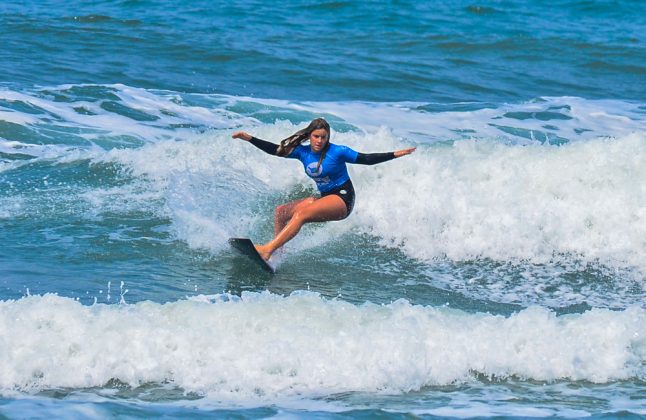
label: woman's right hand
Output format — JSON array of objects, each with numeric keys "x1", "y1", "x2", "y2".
[
  {"x1": 232, "y1": 131, "x2": 252, "y2": 141},
  {"x1": 394, "y1": 147, "x2": 416, "y2": 158}
]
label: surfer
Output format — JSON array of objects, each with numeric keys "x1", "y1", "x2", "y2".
[{"x1": 232, "y1": 118, "x2": 415, "y2": 261}]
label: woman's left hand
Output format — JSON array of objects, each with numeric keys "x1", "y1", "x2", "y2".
[{"x1": 394, "y1": 147, "x2": 416, "y2": 158}]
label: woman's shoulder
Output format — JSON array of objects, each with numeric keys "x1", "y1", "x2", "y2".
[
  {"x1": 328, "y1": 143, "x2": 351, "y2": 152},
  {"x1": 287, "y1": 143, "x2": 309, "y2": 159},
  {"x1": 328, "y1": 143, "x2": 357, "y2": 156}
]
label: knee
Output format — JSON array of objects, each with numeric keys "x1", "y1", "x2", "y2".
[
  {"x1": 292, "y1": 198, "x2": 315, "y2": 216},
  {"x1": 291, "y1": 208, "x2": 312, "y2": 224}
]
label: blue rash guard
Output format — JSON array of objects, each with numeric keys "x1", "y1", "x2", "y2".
[
  {"x1": 287, "y1": 143, "x2": 358, "y2": 193},
  {"x1": 247, "y1": 136, "x2": 397, "y2": 216}
]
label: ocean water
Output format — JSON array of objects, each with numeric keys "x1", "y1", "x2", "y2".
[{"x1": 1, "y1": 0, "x2": 645, "y2": 418}]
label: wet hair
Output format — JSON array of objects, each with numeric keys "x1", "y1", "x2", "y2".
[{"x1": 277, "y1": 118, "x2": 331, "y2": 170}]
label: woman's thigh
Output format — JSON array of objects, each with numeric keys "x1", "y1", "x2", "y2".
[
  {"x1": 298, "y1": 194, "x2": 347, "y2": 223},
  {"x1": 278, "y1": 197, "x2": 316, "y2": 219}
]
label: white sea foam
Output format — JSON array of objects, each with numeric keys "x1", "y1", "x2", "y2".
[
  {"x1": 3, "y1": 85, "x2": 644, "y2": 270},
  {"x1": 97, "y1": 121, "x2": 646, "y2": 273},
  {"x1": 222, "y1": 95, "x2": 645, "y2": 143},
  {"x1": 0, "y1": 293, "x2": 644, "y2": 398},
  {"x1": 351, "y1": 132, "x2": 646, "y2": 272},
  {"x1": 0, "y1": 139, "x2": 79, "y2": 163},
  {"x1": 0, "y1": 84, "x2": 254, "y2": 145},
  {"x1": 97, "y1": 124, "x2": 305, "y2": 252},
  {"x1": 3, "y1": 86, "x2": 642, "y2": 149}
]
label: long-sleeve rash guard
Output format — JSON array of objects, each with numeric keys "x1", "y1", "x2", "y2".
[{"x1": 248, "y1": 136, "x2": 396, "y2": 193}]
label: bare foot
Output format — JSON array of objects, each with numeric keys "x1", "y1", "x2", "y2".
[{"x1": 255, "y1": 244, "x2": 272, "y2": 261}]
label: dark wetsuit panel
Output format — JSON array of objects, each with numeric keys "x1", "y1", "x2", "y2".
[
  {"x1": 355, "y1": 152, "x2": 396, "y2": 165},
  {"x1": 320, "y1": 179, "x2": 355, "y2": 218},
  {"x1": 249, "y1": 137, "x2": 279, "y2": 155}
]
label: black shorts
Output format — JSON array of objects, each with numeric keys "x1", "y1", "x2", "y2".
[{"x1": 321, "y1": 179, "x2": 355, "y2": 219}]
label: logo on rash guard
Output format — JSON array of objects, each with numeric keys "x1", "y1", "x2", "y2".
[{"x1": 306, "y1": 162, "x2": 323, "y2": 177}]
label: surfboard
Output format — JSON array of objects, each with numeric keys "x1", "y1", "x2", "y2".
[{"x1": 228, "y1": 238, "x2": 275, "y2": 274}]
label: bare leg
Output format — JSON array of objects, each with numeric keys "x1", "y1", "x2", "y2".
[
  {"x1": 256, "y1": 195, "x2": 347, "y2": 261},
  {"x1": 273, "y1": 197, "x2": 316, "y2": 237}
]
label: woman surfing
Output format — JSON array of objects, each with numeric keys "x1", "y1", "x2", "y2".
[{"x1": 232, "y1": 118, "x2": 415, "y2": 262}]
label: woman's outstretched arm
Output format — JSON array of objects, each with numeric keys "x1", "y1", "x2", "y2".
[
  {"x1": 354, "y1": 147, "x2": 416, "y2": 165},
  {"x1": 232, "y1": 131, "x2": 280, "y2": 155}
]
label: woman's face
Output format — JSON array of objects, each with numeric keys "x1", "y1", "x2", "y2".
[{"x1": 309, "y1": 128, "x2": 329, "y2": 153}]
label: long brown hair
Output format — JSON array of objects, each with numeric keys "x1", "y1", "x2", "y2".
[{"x1": 277, "y1": 118, "x2": 331, "y2": 170}]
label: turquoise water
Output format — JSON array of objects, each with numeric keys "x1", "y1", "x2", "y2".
[{"x1": 1, "y1": 1, "x2": 645, "y2": 418}]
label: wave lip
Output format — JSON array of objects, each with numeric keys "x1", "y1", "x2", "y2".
[{"x1": 1, "y1": 293, "x2": 645, "y2": 398}]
